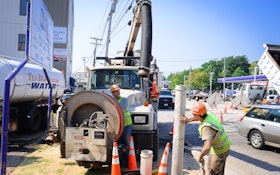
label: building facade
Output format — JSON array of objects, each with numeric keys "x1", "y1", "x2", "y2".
[{"x1": 0, "y1": 0, "x2": 74, "y2": 88}]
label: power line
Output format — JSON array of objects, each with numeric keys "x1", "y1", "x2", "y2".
[{"x1": 157, "y1": 58, "x2": 213, "y2": 62}]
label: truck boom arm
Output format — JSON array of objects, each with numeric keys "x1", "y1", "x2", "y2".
[{"x1": 124, "y1": 0, "x2": 152, "y2": 78}]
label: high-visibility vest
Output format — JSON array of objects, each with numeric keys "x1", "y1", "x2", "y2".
[
  {"x1": 118, "y1": 97, "x2": 132, "y2": 126},
  {"x1": 198, "y1": 113, "x2": 230, "y2": 155}
]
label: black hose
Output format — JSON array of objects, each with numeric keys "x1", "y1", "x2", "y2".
[{"x1": 138, "y1": 1, "x2": 152, "y2": 78}]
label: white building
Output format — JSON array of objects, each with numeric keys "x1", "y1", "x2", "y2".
[{"x1": 0, "y1": 0, "x2": 74, "y2": 88}]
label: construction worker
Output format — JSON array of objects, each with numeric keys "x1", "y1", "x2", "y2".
[
  {"x1": 111, "y1": 84, "x2": 133, "y2": 167},
  {"x1": 274, "y1": 96, "x2": 280, "y2": 104},
  {"x1": 180, "y1": 102, "x2": 231, "y2": 175}
]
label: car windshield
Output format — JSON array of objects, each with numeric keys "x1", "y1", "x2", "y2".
[
  {"x1": 160, "y1": 91, "x2": 172, "y2": 96},
  {"x1": 90, "y1": 69, "x2": 141, "y2": 90}
]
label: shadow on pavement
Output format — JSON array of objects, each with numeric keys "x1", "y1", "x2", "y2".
[{"x1": 230, "y1": 150, "x2": 280, "y2": 172}]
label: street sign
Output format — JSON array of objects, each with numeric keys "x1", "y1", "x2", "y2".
[{"x1": 29, "y1": 0, "x2": 54, "y2": 70}]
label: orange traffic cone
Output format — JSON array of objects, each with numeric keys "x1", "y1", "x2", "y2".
[
  {"x1": 111, "y1": 142, "x2": 121, "y2": 175},
  {"x1": 224, "y1": 104, "x2": 228, "y2": 114},
  {"x1": 150, "y1": 72, "x2": 160, "y2": 98},
  {"x1": 169, "y1": 123, "x2": 174, "y2": 135},
  {"x1": 219, "y1": 111, "x2": 224, "y2": 123},
  {"x1": 158, "y1": 142, "x2": 170, "y2": 175},
  {"x1": 127, "y1": 136, "x2": 138, "y2": 170}
]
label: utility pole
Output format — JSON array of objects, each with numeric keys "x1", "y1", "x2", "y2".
[
  {"x1": 105, "y1": 0, "x2": 118, "y2": 65},
  {"x1": 210, "y1": 72, "x2": 214, "y2": 95},
  {"x1": 189, "y1": 66, "x2": 191, "y2": 99},
  {"x1": 81, "y1": 57, "x2": 87, "y2": 73},
  {"x1": 254, "y1": 65, "x2": 258, "y2": 82},
  {"x1": 223, "y1": 57, "x2": 226, "y2": 100},
  {"x1": 90, "y1": 37, "x2": 102, "y2": 66}
]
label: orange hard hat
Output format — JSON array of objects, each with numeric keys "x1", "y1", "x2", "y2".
[
  {"x1": 190, "y1": 102, "x2": 207, "y2": 115},
  {"x1": 111, "y1": 84, "x2": 120, "y2": 93}
]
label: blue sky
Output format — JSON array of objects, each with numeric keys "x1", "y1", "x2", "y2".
[{"x1": 72, "y1": 0, "x2": 280, "y2": 77}]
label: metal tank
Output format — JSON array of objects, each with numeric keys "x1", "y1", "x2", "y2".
[{"x1": 0, "y1": 56, "x2": 65, "y2": 103}]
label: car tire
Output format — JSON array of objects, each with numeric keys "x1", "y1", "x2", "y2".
[{"x1": 249, "y1": 130, "x2": 265, "y2": 149}]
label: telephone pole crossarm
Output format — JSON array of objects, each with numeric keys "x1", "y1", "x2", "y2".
[{"x1": 90, "y1": 37, "x2": 102, "y2": 66}]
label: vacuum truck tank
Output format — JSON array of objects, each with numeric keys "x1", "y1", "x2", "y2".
[
  {"x1": 57, "y1": 91, "x2": 124, "y2": 168},
  {"x1": 0, "y1": 56, "x2": 65, "y2": 136}
]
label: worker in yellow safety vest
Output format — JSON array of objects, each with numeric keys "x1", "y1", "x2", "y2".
[
  {"x1": 180, "y1": 102, "x2": 230, "y2": 175},
  {"x1": 111, "y1": 84, "x2": 132, "y2": 167}
]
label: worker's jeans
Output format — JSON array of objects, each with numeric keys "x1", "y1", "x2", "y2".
[{"x1": 117, "y1": 125, "x2": 132, "y2": 167}]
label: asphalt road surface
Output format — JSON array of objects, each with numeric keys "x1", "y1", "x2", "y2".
[
  {"x1": 157, "y1": 100, "x2": 280, "y2": 175},
  {"x1": 5, "y1": 100, "x2": 280, "y2": 175}
]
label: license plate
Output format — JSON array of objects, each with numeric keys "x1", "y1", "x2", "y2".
[{"x1": 164, "y1": 104, "x2": 168, "y2": 106}]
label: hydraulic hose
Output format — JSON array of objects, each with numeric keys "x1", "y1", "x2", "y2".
[{"x1": 138, "y1": 0, "x2": 152, "y2": 78}]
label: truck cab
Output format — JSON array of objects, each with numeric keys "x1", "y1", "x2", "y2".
[{"x1": 88, "y1": 64, "x2": 159, "y2": 161}]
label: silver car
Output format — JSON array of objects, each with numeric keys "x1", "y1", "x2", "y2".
[{"x1": 238, "y1": 104, "x2": 280, "y2": 149}]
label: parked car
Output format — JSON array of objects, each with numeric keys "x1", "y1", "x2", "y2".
[
  {"x1": 238, "y1": 104, "x2": 280, "y2": 149},
  {"x1": 192, "y1": 91, "x2": 209, "y2": 102},
  {"x1": 158, "y1": 90, "x2": 174, "y2": 109}
]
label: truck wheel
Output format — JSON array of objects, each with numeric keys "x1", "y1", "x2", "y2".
[
  {"x1": 153, "y1": 129, "x2": 159, "y2": 161},
  {"x1": 19, "y1": 107, "x2": 42, "y2": 133},
  {"x1": 39, "y1": 107, "x2": 48, "y2": 130},
  {"x1": 60, "y1": 141, "x2": 66, "y2": 158}
]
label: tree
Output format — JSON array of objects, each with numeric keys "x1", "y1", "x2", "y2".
[
  {"x1": 188, "y1": 69, "x2": 209, "y2": 90},
  {"x1": 167, "y1": 55, "x2": 253, "y2": 91},
  {"x1": 232, "y1": 67, "x2": 246, "y2": 77},
  {"x1": 249, "y1": 61, "x2": 258, "y2": 75},
  {"x1": 169, "y1": 73, "x2": 181, "y2": 90}
]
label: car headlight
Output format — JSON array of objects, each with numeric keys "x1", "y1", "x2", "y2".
[{"x1": 132, "y1": 115, "x2": 148, "y2": 124}]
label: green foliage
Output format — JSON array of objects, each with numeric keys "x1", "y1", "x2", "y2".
[{"x1": 168, "y1": 55, "x2": 254, "y2": 91}]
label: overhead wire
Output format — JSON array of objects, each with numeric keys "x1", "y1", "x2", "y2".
[
  {"x1": 74, "y1": 0, "x2": 111, "y2": 72},
  {"x1": 94, "y1": 0, "x2": 110, "y2": 38},
  {"x1": 96, "y1": 0, "x2": 134, "y2": 64},
  {"x1": 111, "y1": 0, "x2": 132, "y2": 33},
  {"x1": 75, "y1": 0, "x2": 134, "y2": 71},
  {"x1": 158, "y1": 58, "x2": 213, "y2": 62}
]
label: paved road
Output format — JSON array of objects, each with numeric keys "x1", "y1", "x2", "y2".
[
  {"x1": 156, "y1": 100, "x2": 280, "y2": 175},
  {"x1": 5, "y1": 100, "x2": 280, "y2": 175}
]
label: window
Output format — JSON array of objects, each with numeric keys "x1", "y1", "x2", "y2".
[
  {"x1": 18, "y1": 34, "x2": 25, "y2": 51},
  {"x1": 91, "y1": 69, "x2": 141, "y2": 90},
  {"x1": 248, "y1": 107, "x2": 270, "y2": 120},
  {"x1": 160, "y1": 91, "x2": 172, "y2": 96},
  {"x1": 20, "y1": 0, "x2": 28, "y2": 16},
  {"x1": 266, "y1": 109, "x2": 280, "y2": 122}
]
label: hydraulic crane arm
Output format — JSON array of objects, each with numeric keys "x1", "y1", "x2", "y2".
[
  {"x1": 124, "y1": 0, "x2": 152, "y2": 78},
  {"x1": 124, "y1": 1, "x2": 142, "y2": 57}
]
